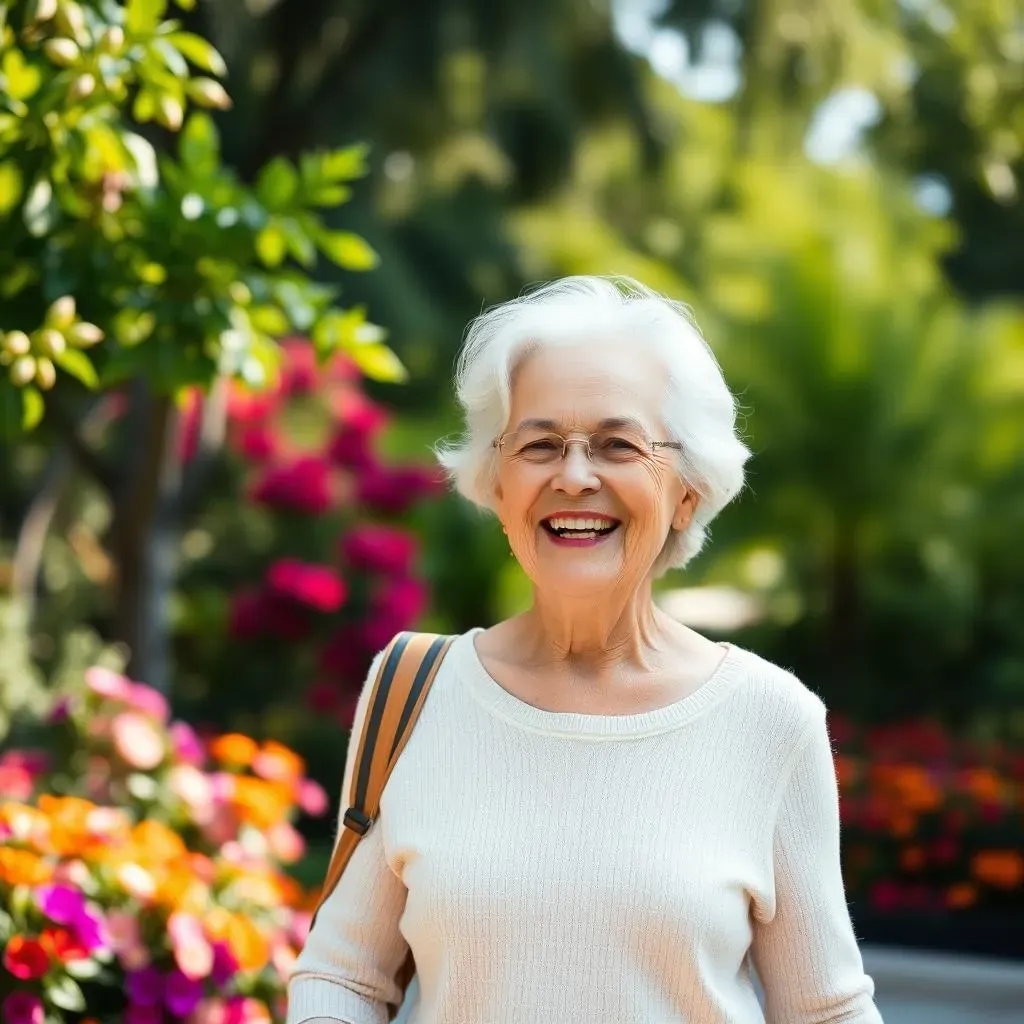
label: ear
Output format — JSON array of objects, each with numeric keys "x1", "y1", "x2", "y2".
[{"x1": 672, "y1": 486, "x2": 698, "y2": 532}]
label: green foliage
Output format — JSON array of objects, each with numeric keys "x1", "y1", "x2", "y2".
[{"x1": 0, "y1": 0, "x2": 397, "y2": 437}]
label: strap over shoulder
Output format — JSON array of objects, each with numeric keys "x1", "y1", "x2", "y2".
[{"x1": 309, "y1": 631, "x2": 455, "y2": 927}]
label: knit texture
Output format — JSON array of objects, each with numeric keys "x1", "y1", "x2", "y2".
[{"x1": 287, "y1": 629, "x2": 883, "y2": 1024}]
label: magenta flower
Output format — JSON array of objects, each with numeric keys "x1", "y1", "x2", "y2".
[
  {"x1": 170, "y1": 721, "x2": 205, "y2": 766},
  {"x1": 236, "y1": 423, "x2": 280, "y2": 462},
  {"x1": 251, "y1": 455, "x2": 334, "y2": 514},
  {"x1": 47, "y1": 696, "x2": 72, "y2": 723},
  {"x1": 74, "y1": 902, "x2": 109, "y2": 953},
  {"x1": 339, "y1": 525, "x2": 417, "y2": 576},
  {"x1": 2, "y1": 992, "x2": 44, "y2": 1024},
  {"x1": 357, "y1": 463, "x2": 444, "y2": 515},
  {"x1": 128, "y1": 966, "x2": 165, "y2": 1007},
  {"x1": 228, "y1": 589, "x2": 309, "y2": 641},
  {"x1": 125, "y1": 1006, "x2": 164, "y2": 1024},
  {"x1": 267, "y1": 559, "x2": 347, "y2": 613},
  {"x1": 211, "y1": 941, "x2": 239, "y2": 987},
  {"x1": 279, "y1": 338, "x2": 318, "y2": 395},
  {"x1": 165, "y1": 968, "x2": 205, "y2": 1017},
  {"x1": 372, "y1": 576, "x2": 427, "y2": 630},
  {"x1": 36, "y1": 883, "x2": 86, "y2": 925}
]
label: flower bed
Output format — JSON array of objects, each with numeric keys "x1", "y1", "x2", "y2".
[
  {"x1": 0, "y1": 668, "x2": 329, "y2": 1023},
  {"x1": 831, "y1": 713, "x2": 1024, "y2": 955}
]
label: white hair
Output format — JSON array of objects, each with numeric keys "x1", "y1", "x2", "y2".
[{"x1": 434, "y1": 275, "x2": 751, "y2": 572}]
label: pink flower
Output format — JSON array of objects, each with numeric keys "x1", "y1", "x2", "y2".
[
  {"x1": 187, "y1": 999, "x2": 227, "y2": 1024},
  {"x1": 2, "y1": 992, "x2": 44, "y2": 1024},
  {"x1": 267, "y1": 559, "x2": 347, "y2": 612},
  {"x1": 297, "y1": 778, "x2": 329, "y2": 816},
  {"x1": 339, "y1": 525, "x2": 417, "y2": 576},
  {"x1": 226, "y1": 385, "x2": 278, "y2": 426},
  {"x1": 85, "y1": 666, "x2": 134, "y2": 701},
  {"x1": 279, "y1": 338, "x2": 318, "y2": 395},
  {"x1": 267, "y1": 821, "x2": 305, "y2": 863},
  {"x1": 107, "y1": 910, "x2": 150, "y2": 970},
  {"x1": 169, "y1": 765, "x2": 215, "y2": 825},
  {"x1": 111, "y1": 712, "x2": 165, "y2": 770},
  {"x1": 168, "y1": 913, "x2": 213, "y2": 980},
  {"x1": 251, "y1": 456, "x2": 334, "y2": 514},
  {"x1": 224, "y1": 997, "x2": 271, "y2": 1024},
  {"x1": 228, "y1": 588, "x2": 309, "y2": 641},
  {"x1": 372, "y1": 576, "x2": 427, "y2": 630},
  {"x1": 0, "y1": 757, "x2": 35, "y2": 801},
  {"x1": 125, "y1": 683, "x2": 170, "y2": 723},
  {"x1": 170, "y1": 721, "x2": 205, "y2": 766}
]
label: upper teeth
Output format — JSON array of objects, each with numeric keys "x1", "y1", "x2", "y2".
[{"x1": 547, "y1": 517, "x2": 613, "y2": 531}]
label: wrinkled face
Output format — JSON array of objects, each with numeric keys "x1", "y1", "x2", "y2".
[{"x1": 493, "y1": 341, "x2": 695, "y2": 594}]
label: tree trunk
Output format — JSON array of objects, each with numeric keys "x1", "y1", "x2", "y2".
[{"x1": 112, "y1": 385, "x2": 181, "y2": 693}]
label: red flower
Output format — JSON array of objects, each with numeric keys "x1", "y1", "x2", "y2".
[
  {"x1": 869, "y1": 880, "x2": 904, "y2": 913},
  {"x1": 267, "y1": 560, "x2": 347, "y2": 613},
  {"x1": 357, "y1": 464, "x2": 444, "y2": 515},
  {"x1": 40, "y1": 927, "x2": 90, "y2": 964},
  {"x1": 339, "y1": 525, "x2": 418, "y2": 576},
  {"x1": 228, "y1": 589, "x2": 309, "y2": 641},
  {"x1": 251, "y1": 456, "x2": 334, "y2": 514},
  {"x1": 3, "y1": 935, "x2": 50, "y2": 979},
  {"x1": 227, "y1": 385, "x2": 278, "y2": 426}
]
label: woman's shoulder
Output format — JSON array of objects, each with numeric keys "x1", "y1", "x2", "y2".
[{"x1": 723, "y1": 641, "x2": 827, "y2": 741}]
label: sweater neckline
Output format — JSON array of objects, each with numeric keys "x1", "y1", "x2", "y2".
[{"x1": 452, "y1": 628, "x2": 742, "y2": 738}]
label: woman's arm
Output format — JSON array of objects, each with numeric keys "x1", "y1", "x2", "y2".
[
  {"x1": 751, "y1": 709, "x2": 884, "y2": 1024},
  {"x1": 287, "y1": 653, "x2": 411, "y2": 1024}
]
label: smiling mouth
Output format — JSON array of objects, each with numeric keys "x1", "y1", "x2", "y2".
[{"x1": 541, "y1": 515, "x2": 621, "y2": 540}]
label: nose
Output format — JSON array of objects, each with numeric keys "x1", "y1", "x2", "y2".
[{"x1": 551, "y1": 442, "x2": 601, "y2": 495}]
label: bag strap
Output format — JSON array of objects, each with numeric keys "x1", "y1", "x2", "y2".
[{"x1": 310, "y1": 631, "x2": 455, "y2": 929}]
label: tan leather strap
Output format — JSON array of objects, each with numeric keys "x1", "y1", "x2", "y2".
[{"x1": 308, "y1": 630, "x2": 454, "y2": 934}]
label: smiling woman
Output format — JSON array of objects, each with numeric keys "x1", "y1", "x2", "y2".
[{"x1": 288, "y1": 276, "x2": 885, "y2": 1024}]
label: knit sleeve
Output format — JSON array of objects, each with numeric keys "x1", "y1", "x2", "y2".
[
  {"x1": 750, "y1": 708, "x2": 884, "y2": 1024},
  {"x1": 287, "y1": 653, "x2": 411, "y2": 1024}
]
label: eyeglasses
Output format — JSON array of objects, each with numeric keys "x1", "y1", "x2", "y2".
[{"x1": 492, "y1": 427, "x2": 682, "y2": 467}]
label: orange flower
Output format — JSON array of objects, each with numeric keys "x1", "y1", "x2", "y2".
[
  {"x1": 39, "y1": 795, "x2": 96, "y2": 856},
  {"x1": 205, "y1": 907, "x2": 270, "y2": 972},
  {"x1": 946, "y1": 882, "x2": 978, "y2": 909},
  {"x1": 232, "y1": 777, "x2": 293, "y2": 830},
  {"x1": 971, "y1": 849, "x2": 1024, "y2": 889},
  {"x1": 900, "y1": 846, "x2": 925, "y2": 872},
  {"x1": 209, "y1": 733, "x2": 259, "y2": 767},
  {"x1": 834, "y1": 754, "x2": 859, "y2": 789},
  {"x1": 132, "y1": 819, "x2": 187, "y2": 862},
  {"x1": 40, "y1": 926, "x2": 90, "y2": 963},
  {"x1": 253, "y1": 740, "x2": 306, "y2": 783},
  {"x1": 0, "y1": 802, "x2": 50, "y2": 849},
  {"x1": 961, "y1": 768, "x2": 1003, "y2": 805},
  {"x1": 0, "y1": 847, "x2": 53, "y2": 886}
]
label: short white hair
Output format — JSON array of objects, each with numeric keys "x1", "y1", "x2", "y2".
[{"x1": 435, "y1": 275, "x2": 751, "y2": 572}]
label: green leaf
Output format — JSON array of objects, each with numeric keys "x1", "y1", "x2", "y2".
[
  {"x1": 316, "y1": 229, "x2": 379, "y2": 271},
  {"x1": 281, "y1": 218, "x2": 316, "y2": 268},
  {"x1": 127, "y1": 0, "x2": 167, "y2": 34},
  {"x1": 46, "y1": 975, "x2": 86, "y2": 1012},
  {"x1": 347, "y1": 343, "x2": 407, "y2": 383},
  {"x1": 0, "y1": 389, "x2": 20, "y2": 440},
  {"x1": 303, "y1": 144, "x2": 371, "y2": 184},
  {"x1": 164, "y1": 31, "x2": 227, "y2": 76},
  {"x1": 255, "y1": 224, "x2": 287, "y2": 267},
  {"x1": 21, "y1": 387, "x2": 45, "y2": 431},
  {"x1": 23, "y1": 177, "x2": 57, "y2": 237},
  {"x1": 152, "y1": 37, "x2": 189, "y2": 78},
  {"x1": 2, "y1": 49, "x2": 42, "y2": 101},
  {"x1": 256, "y1": 157, "x2": 298, "y2": 210},
  {"x1": 55, "y1": 349, "x2": 99, "y2": 388},
  {"x1": 179, "y1": 112, "x2": 220, "y2": 177},
  {"x1": 66, "y1": 957, "x2": 102, "y2": 980},
  {"x1": 305, "y1": 184, "x2": 352, "y2": 207},
  {"x1": 250, "y1": 305, "x2": 289, "y2": 335},
  {"x1": 0, "y1": 162, "x2": 23, "y2": 216}
]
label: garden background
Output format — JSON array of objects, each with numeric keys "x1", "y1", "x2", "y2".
[{"x1": 1, "y1": 1, "x2": 1023, "y2": 1021}]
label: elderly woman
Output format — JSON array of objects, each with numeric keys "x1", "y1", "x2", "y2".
[{"x1": 288, "y1": 276, "x2": 883, "y2": 1024}]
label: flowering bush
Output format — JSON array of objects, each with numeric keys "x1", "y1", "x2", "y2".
[
  {"x1": 0, "y1": 666, "x2": 329, "y2": 1023},
  {"x1": 174, "y1": 337, "x2": 444, "y2": 734},
  {"x1": 832, "y1": 714, "x2": 1024, "y2": 914}
]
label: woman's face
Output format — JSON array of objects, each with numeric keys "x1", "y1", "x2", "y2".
[{"x1": 493, "y1": 340, "x2": 695, "y2": 595}]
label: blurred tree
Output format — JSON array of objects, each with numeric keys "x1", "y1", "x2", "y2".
[{"x1": 0, "y1": 0, "x2": 400, "y2": 694}]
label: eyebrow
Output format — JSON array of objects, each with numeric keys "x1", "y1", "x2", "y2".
[{"x1": 513, "y1": 417, "x2": 649, "y2": 433}]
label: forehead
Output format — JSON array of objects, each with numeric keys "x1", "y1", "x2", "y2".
[{"x1": 508, "y1": 341, "x2": 666, "y2": 430}]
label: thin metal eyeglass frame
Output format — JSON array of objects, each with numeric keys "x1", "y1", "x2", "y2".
[{"x1": 491, "y1": 432, "x2": 683, "y2": 462}]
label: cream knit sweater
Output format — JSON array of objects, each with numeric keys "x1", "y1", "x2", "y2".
[{"x1": 288, "y1": 629, "x2": 883, "y2": 1024}]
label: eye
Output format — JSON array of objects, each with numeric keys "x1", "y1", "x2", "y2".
[{"x1": 598, "y1": 435, "x2": 644, "y2": 457}]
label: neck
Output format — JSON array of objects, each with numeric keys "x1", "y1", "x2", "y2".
[{"x1": 520, "y1": 581, "x2": 676, "y2": 674}]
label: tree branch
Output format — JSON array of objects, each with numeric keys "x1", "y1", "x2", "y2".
[{"x1": 46, "y1": 396, "x2": 120, "y2": 496}]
